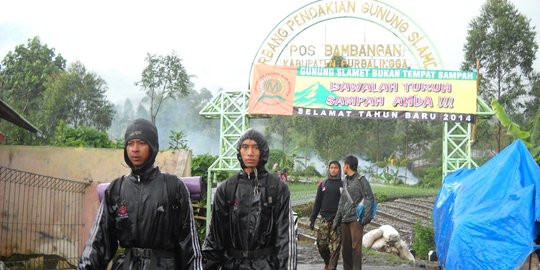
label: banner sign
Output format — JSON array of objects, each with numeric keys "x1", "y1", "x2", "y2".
[{"x1": 249, "y1": 64, "x2": 477, "y2": 122}]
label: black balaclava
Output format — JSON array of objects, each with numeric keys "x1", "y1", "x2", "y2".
[
  {"x1": 236, "y1": 128, "x2": 269, "y2": 173},
  {"x1": 124, "y1": 118, "x2": 159, "y2": 174}
]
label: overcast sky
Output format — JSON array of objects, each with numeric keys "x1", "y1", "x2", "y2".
[{"x1": 1, "y1": 0, "x2": 539, "y2": 104}]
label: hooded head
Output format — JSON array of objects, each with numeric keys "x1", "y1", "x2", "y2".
[
  {"x1": 124, "y1": 118, "x2": 159, "y2": 173},
  {"x1": 236, "y1": 128, "x2": 269, "y2": 173},
  {"x1": 328, "y1": 160, "x2": 341, "y2": 179}
]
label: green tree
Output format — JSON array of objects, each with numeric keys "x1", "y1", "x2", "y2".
[
  {"x1": 108, "y1": 84, "x2": 219, "y2": 155},
  {"x1": 153, "y1": 86, "x2": 219, "y2": 155},
  {"x1": 266, "y1": 116, "x2": 295, "y2": 151},
  {"x1": 52, "y1": 121, "x2": 115, "y2": 148},
  {"x1": 267, "y1": 148, "x2": 295, "y2": 173},
  {"x1": 192, "y1": 154, "x2": 231, "y2": 183},
  {"x1": 187, "y1": 87, "x2": 214, "y2": 112},
  {"x1": 413, "y1": 221, "x2": 435, "y2": 259},
  {"x1": 43, "y1": 61, "x2": 114, "y2": 139},
  {"x1": 393, "y1": 120, "x2": 441, "y2": 176},
  {"x1": 524, "y1": 73, "x2": 540, "y2": 122},
  {"x1": 136, "y1": 51, "x2": 190, "y2": 124},
  {"x1": 136, "y1": 100, "x2": 149, "y2": 119},
  {"x1": 168, "y1": 130, "x2": 189, "y2": 150},
  {"x1": 109, "y1": 99, "x2": 135, "y2": 140},
  {"x1": 461, "y1": 0, "x2": 538, "y2": 151},
  {"x1": 0, "y1": 36, "x2": 66, "y2": 144},
  {"x1": 492, "y1": 98, "x2": 540, "y2": 163}
]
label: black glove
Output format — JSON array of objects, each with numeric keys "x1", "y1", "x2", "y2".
[{"x1": 309, "y1": 219, "x2": 315, "y2": 230}]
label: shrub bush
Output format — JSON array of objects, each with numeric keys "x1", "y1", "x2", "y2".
[{"x1": 412, "y1": 220, "x2": 435, "y2": 260}]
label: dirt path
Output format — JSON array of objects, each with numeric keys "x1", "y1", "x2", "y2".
[{"x1": 296, "y1": 196, "x2": 437, "y2": 267}]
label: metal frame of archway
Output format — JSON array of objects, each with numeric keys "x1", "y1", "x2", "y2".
[
  {"x1": 200, "y1": 89, "x2": 494, "y2": 231},
  {"x1": 442, "y1": 96, "x2": 494, "y2": 177},
  {"x1": 199, "y1": 90, "x2": 250, "y2": 231},
  {"x1": 443, "y1": 122, "x2": 476, "y2": 175}
]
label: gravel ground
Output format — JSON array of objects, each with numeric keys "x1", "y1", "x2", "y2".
[
  {"x1": 294, "y1": 196, "x2": 438, "y2": 269},
  {"x1": 297, "y1": 236, "x2": 420, "y2": 267}
]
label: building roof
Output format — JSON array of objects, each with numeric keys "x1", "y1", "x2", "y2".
[{"x1": 0, "y1": 99, "x2": 41, "y2": 134}]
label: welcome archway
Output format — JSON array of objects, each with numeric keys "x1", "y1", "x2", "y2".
[
  {"x1": 250, "y1": 0, "x2": 443, "y2": 75},
  {"x1": 200, "y1": 0, "x2": 492, "y2": 231}
]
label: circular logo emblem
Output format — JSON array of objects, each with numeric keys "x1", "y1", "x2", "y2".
[{"x1": 255, "y1": 72, "x2": 291, "y2": 105}]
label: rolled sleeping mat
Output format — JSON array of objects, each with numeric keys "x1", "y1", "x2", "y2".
[{"x1": 96, "y1": 176, "x2": 203, "y2": 201}]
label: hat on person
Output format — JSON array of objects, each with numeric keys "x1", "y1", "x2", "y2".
[{"x1": 124, "y1": 118, "x2": 159, "y2": 171}]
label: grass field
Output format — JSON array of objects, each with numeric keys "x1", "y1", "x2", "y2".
[{"x1": 288, "y1": 182, "x2": 440, "y2": 205}]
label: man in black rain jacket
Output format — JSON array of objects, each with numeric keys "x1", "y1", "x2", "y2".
[
  {"x1": 203, "y1": 128, "x2": 297, "y2": 269},
  {"x1": 77, "y1": 118, "x2": 203, "y2": 270}
]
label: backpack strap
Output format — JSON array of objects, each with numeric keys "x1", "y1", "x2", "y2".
[
  {"x1": 225, "y1": 175, "x2": 240, "y2": 206},
  {"x1": 264, "y1": 174, "x2": 279, "y2": 207},
  {"x1": 163, "y1": 173, "x2": 181, "y2": 240},
  {"x1": 343, "y1": 182, "x2": 355, "y2": 204},
  {"x1": 109, "y1": 176, "x2": 125, "y2": 211},
  {"x1": 164, "y1": 173, "x2": 180, "y2": 210}
]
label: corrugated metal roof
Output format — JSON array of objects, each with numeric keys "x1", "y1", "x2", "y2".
[{"x1": 0, "y1": 99, "x2": 41, "y2": 134}]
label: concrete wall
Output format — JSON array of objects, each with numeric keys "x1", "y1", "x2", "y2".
[
  {"x1": 0, "y1": 145, "x2": 191, "y2": 182},
  {"x1": 0, "y1": 145, "x2": 192, "y2": 258}
]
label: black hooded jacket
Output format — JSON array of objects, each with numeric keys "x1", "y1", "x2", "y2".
[
  {"x1": 202, "y1": 129, "x2": 297, "y2": 269},
  {"x1": 77, "y1": 119, "x2": 203, "y2": 270},
  {"x1": 310, "y1": 164, "x2": 343, "y2": 223}
]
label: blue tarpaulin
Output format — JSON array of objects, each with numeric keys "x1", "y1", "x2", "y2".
[{"x1": 433, "y1": 140, "x2": 540, "y2": 269}]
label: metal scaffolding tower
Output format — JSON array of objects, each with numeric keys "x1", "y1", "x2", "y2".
[
  {"x1": 199, "y1": 90, "x2": 250, "y2": 230},
  {"x1": 200, "y1": 90, "x2": 494, "y2": 230},
  {"x1": 442, "y1": 96, "x2": 494, "y2": 177},
  {"x1": 443, "y1": 122, "x2": 477, "y2": 175}
]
